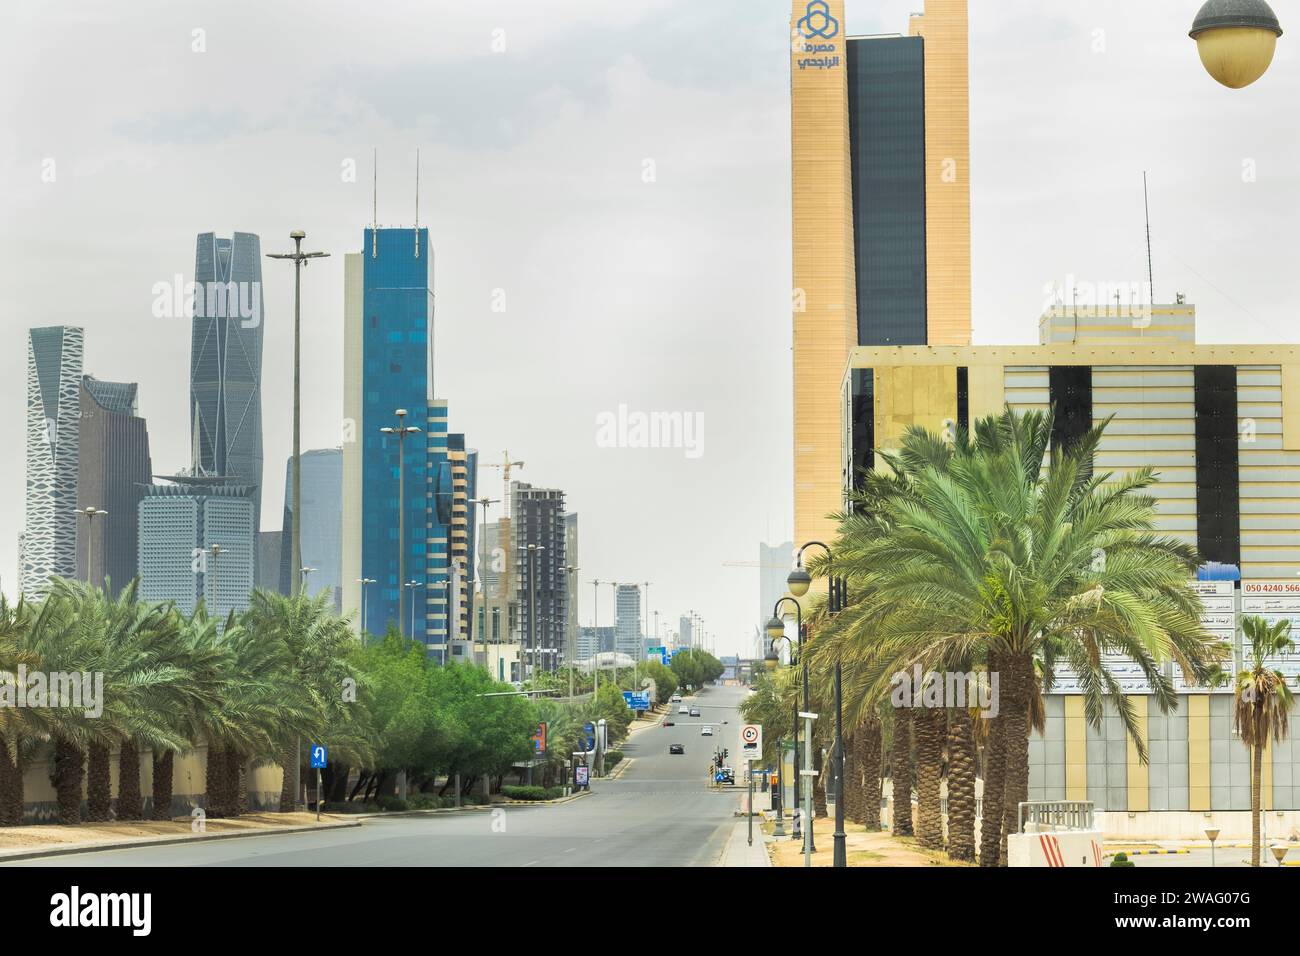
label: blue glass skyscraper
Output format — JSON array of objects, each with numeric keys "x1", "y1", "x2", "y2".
[{"x1": 342, "y1": 228, "x2": 433, "y2": 642}]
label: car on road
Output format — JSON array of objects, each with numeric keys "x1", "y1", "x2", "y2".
[
  {"x1": 689, "y1": 707, "x2": 701, "y2": 717},
  {"x1": 718, "y1": 767, "x2": 735, "y2": 785},
  {"x1": 678, "y1": 705, "x2": 689, "y2": 714},
  {"x1": 700, "y1": 726, "x2": 713, "y2": 736},
  {"x1": 670, "y1": 694, "x2": 682, "y2": 703},
  {"x1": 669, "y1": 743, "x2": 685, "y2": 754},
  {"x1": 662, "y1": 718, "x2": 674, "y2": 727}
]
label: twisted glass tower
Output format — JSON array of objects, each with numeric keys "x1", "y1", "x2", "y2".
[{"x1": 190, "y1": 232, "x2": 264, "y2": 531}]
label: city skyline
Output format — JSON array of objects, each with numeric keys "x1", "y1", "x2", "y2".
[{"x1": 5, "y1": 1, "x2": 1300, "y2": 654}]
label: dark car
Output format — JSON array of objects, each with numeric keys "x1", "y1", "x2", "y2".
[
  {"x1": 669, "y1": 743, "x2": 685, "y2": 755},
  {"x1": 662, "y1": 718, "x2": 675, "y2": 727},
  {"x1": 689, "y1": 707, "x2": 701, "y2": 717}
]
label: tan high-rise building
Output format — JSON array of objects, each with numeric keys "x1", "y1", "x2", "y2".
[{"x1": 790, "y1": 0, "x2": 971, "y2": 553}]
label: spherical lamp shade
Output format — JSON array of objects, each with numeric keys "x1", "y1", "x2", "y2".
[
  {"x1": 786, "y1": 566, "x2": 812, "y2": 597},
  {"x1": 766, "y1": 615, "x2": 785, "y2": 640},
  {"x1": 764, "y1": 648, "x2": 780, "y2": 671},
  {"x1": 1190, "y1": 0, "x2": 1283, "y2": 89}
]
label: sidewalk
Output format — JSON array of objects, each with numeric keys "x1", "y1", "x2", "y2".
[{"x1": 0, "y1": 812, "x2": 361, "y2": 863}]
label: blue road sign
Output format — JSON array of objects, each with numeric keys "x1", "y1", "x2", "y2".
[
  {"x1": 309, "y1": 744, "x2": 328, "y2": 769},
  {"x1": 581, "y1": 722, "x2": 595, "y2": 752}
]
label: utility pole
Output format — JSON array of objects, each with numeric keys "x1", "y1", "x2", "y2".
[
  {"x1": 267, "y1": 231, "x2": 329, "y2": 599},
  {"x1": 473, "y1": 496, "x2": 500, "y2": 667}
]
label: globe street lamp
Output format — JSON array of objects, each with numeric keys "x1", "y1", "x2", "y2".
[
  {"x1": 768, "y1": 597, "x2": 815, "y2": 861},
  {"x1": 790, "y1": 540, "x2": 848, "y2": 867},
  {"x1": 1190, "y1": 0, "x2": 1283, "y2": 89}
]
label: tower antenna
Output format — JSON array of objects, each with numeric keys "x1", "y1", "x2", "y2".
[
  {"x1": 414, "y1": 148, "x2": 420, "y2": 259},
  {"x1": 371, "y1": 147, "x2": 378, "y2": 258},
  {"x1": 1143, "y1": 171, "x2": 1154, "y2": 304}
]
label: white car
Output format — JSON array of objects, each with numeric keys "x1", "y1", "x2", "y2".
[
  {"x1": 678, "y1": 705, "x2": 689, "y2": 714},
  {"x1": 700, "y1": 726, "x2": 713, "y2": 736},
  {"x1": 670, "y1": 694, "x2": 682, "y2": 703}
]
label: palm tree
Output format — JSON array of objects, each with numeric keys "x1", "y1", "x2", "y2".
[
  {"x1": 827, "y1": 407, "x2": 1225, "y2": 865},
  {"x1": 0, "y1": 596, "x2": 40, "y2": 826},
  {"x1": 1234, "y1": 614, "x2": 1295, "y2": 867}
]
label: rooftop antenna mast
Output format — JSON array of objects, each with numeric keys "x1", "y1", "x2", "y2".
[
  {"x1": 414, "y1": 148, "x2": 421, "y2": 259},
  {"x1": 371, "y1": 147, "x2": 378, "y2": 258},
  {"x1": 1143, "y1": 171, "x2": 1154, "y2": 305}
]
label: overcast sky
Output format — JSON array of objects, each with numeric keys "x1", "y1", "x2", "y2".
[{"x1": 2, "y1": 1, "x2": 1298, "y2": 656}]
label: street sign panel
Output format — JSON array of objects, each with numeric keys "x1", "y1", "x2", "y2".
[
  {"x1": 740, "y1": 723, "x2": 763, "y2": 761},
  {"x1": 309, "y1": 744, "x2": 327, "y2": 769}
]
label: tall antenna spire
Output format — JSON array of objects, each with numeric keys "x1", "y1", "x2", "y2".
[
  {"x1": 371, "y1": 147, "x2": 378, "y2": 259},
  {"x1": 1143, "y1": 171, "x2": 1154, "y2": 304},
  {"x1": 414, "y1": 148, "x2": 420, "y2": 259}
]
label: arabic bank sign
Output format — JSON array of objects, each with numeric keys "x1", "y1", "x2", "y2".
[{"x1": 793, "y1": 0, "x2": 841, "y2": 71}]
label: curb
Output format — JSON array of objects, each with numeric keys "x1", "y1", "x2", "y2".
[
  {"x1": 0, "y1": 819, "x2": 363, "y2": 863},
  {"x1": 1104, "y1": 848, "x2": 1189, "y2": 856},
  {"x1": 604, "y1": 758, "x2": 634, "y2": 781}
]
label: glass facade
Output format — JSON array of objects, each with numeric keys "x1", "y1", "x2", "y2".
[
  {"x1": 358, "y1": 228, "x2": 433, "y2": 641},
  {"x1": 847, "y1": 36, "x2": 928, "y2": 346},
  {"x1": 280, "y1": 448, "x2": 342, "y2": 606},
  {"x1": 191, "y1": 233, "x2": 264, "y2": 531}
]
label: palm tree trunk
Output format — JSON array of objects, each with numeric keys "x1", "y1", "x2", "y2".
[
  {"x1": 842, "y1": 730, "x2": 861, "y2": 824},
  {"x1": 151, "y1": 750, "x2": 174, "y2": 820},
  {"x1": 50, "y1": 737, "x2": 84, "y2": 825},
  {"x1": 85, "y1": 742, "x2": 113, "y2": 822},
  {"x1": 205, "y1": 744, "x2": 228, "y2": 819},
  {"x1": 914, "y1": 706, "x2": 946, "y2": 850},
  {"x1": 979, "y1": 653, "x2": 1007, "y2": 867},
  {"x1": 1251, "y1": 744, "x2": 1262, "y2": 867},
  {"x1": 229, "y1": 752, "x2": 246, "y2": 816},
  {"x1": 890, "y1": 708, "x2": 914, "y2": 836},
  {"x1": 0, "y1": 735, "x2": 22, "y2": 827},
  {"x1": 946, "y1": 706, "x2": 977, "y2": 862},
  {"x1": 279, "y1": 742, "x2": 297, "y2": 812},
  {"x1": 999, "y1": 652, "x2": 1034, "y2": 867},
  {"x1": 116, "y1": 741, "x2": 142, "y2": 821},
  {"x1": 860, "y1": 717, "x2": 883, "y2": 831}
]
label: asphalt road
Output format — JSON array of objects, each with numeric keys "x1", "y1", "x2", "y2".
[{"x1": 6, "y1": 685, "x2": 751, "y2": 868}]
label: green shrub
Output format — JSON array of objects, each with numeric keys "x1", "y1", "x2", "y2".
[
  {"x1": 605, "y1": 750, "x2": 623, "y2": 768},
  {"x1": 325, "y1": 801, "x2": 381, "y2": 814},
  {"x1": 376, "y1": 795, "x2": 409, "y2": 812},
  {"x1": 1110, "y1": 852, "x2": 1135, "y2": 868},
  {"x1": 407, "y1": 793, "x2": 441, "y2": 810},
  {"x1": 502, "y1": 785, "x2": 550, "y2": 801}
]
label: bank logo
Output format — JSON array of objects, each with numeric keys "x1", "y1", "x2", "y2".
[{"x1": 798, "y1": 0, "x2": 839, "y2": 41}]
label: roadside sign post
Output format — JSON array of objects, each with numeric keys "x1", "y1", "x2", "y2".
[
  {"x1": 309, "y1": 744, "x2": 328, "y2": 821},
  {"x1": 740, "y1": 724, "x2": 763, "y2": 847}
]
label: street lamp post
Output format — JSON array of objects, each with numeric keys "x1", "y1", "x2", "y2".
[
  {"x1": 526, "y1": 545, "x2": 544, "y2": 684},
  {"x1": 767, "y1": 597, "x2": 814, "y2": 858},
  {"x1": 789, "y1": 539, "x2": 846, "y2": 866},
  {"x1": 355, "y1": 577, "x2": 376, "y2": 641},
  {"x1": 404, "y1": 580, "x2": 425, "y2": 644},
  {"x1": 300, "y1": 566, "x2": 317, "y2": 594},
  {"x1": 381, "y1": 410, "x2": 422, "y2": 638},
  {"x1": 564, "y1": 565, "x2": 580, "y2": 697},
  {"x1": 78, "y1": 506, "x2": 107, "y2": 587},
  {"x1": 207, "y1": 543, "x2": 223, "y2": 612},
  {"x1": 267, "y1": 231, "x2": 329, "y2": 600},
  {"x1": 473, "y1": 496, "x2": 500, "y2": 667},
  {"x1": 1189, "y1": 0, "x2": 1283, "y2": 89}
]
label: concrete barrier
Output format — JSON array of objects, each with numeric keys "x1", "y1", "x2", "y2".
[{"x1": 1008, "y1": 828, "x2": 1104, "y2": 867}]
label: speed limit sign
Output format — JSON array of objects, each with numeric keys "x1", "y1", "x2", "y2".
[{"x1": 740, "y1": 724, "x2": 763, "y2": 761}]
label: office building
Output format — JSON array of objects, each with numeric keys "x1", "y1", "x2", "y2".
[
  {"x1": 22, "y1": 326, "x2": 84, "y2": 600},
  {"x1": 840, "y1": 302, "x2": 1300, "y2": 827},
  {"x1": 678, "y1": 614, "x2": 693, "y2": 650},
  {"x1": 280, "y1": 448, "x2": 342, "y2": 607},
  {"x1": 759, "y1": 541, "x2": 793, "y2": 626},
  {"x1": 578, "y1": 625, "x2": 615, "y2": 661},
  {"x1": 512, "y1": 481, "x2": 568, "y2": 674},
  {"x1": 137, "y1": 477, "x2": 255, "y2": 620},
  {"x1": 256, "y1": 530, "x2": 284, "y2": 594},
  {"x1": 341, "y1": 227, "x2": 433, "y2": 642},
  {"x1": 190, "y1": 233, "x2": 265, "y2": 534},
  {"x1": 791, "y1": 0, "x2": 971, "y2": 560},
  {"x1": 76, "y1": 376, "x2": 152, "y2": 594},
  {"x1": 615, "y1": 583, "x2": 642, "y2": 658}
]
